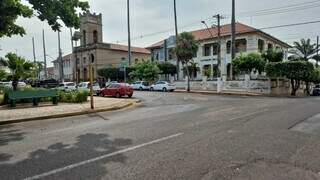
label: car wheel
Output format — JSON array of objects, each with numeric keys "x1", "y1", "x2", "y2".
[
  {"x1": 139, "y1": 87, "x2": 143, "y2": 91},
  {"x1": 128, "y1": 94, "x2": 133, "y2": 98},
  {"x1": 115, "y1": 92, "x2": 121, "y2": 98},
  {"x1": 150, "y1": 87, "x2": 154, "y2": 91},
  {"x1": 100, "y1": 92, "x2": 105, "y2": 97},
  {"x1": 163, "y1": 87, "x2": 167, "y2": 92}
]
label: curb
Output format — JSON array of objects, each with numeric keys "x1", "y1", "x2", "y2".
[
  {"x1": 0, "y1": 100, "x2": 140, "y2": 126},
  {"x1": 173, "y1": 90, "x2": 263, "y2": 97}
]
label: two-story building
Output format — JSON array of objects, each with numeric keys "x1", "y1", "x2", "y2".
[
  {"x1": 53, "y1": 12, "x2": 151, "y2": 82},
  {"x1": 147, "y1": 23, "x2": 291, "y2": 80}
]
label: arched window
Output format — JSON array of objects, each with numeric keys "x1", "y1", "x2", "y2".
[
  {"x1": 83, "y1": 30, "x2": 87, "y2": 45},
  {"x1": 93, "y1": 30, "x2": 98, "y2": 43}
]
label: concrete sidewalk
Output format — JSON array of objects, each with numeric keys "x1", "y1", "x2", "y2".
[
  {"x1": 174, "y1": 89, "x2": 263, "y2": 96},
  {"x1": 0, "y1": 97, "x2": 140, "y2": 125}
]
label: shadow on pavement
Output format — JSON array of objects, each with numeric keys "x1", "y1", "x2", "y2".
[
  {"x1": 0, "y1": 125, "x2": 25, "y2": 163},
  {"x1": 0, "y1": 133, "x2": 132, "y2": 180}
]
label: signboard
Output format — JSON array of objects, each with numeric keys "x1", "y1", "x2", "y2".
[{"x1": 120, "y1": 59, "x2": 129, "y2": 68}]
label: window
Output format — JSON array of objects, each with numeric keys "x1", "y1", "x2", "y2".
[
  {"x1": 203, "y1": 44, "x2": 211, "y2": 56},
  {"x1": 227, "y1": 41, "x2": 231, "y2": 54},
  {"x1": 235, "y1": 39, "x2": 247, "y2": 53},
  {"x1": 83, "y1": 30, "x2": 87, "y2": 45},
  {"x1": 93, "y1": 30, "x2": 98, "y2": 43},
  {"x1": 212, "y1": 43, "x2": 219, "y2": 55},
  {"x1": 258, "y1": 39, "x2": 265, "y2": 53},
  {"x1": 168, "y1": 49, "x2": 175, "y2": 60},
  {"x1": 268, "y1": 43, "x2": 273, "y2": 50}
]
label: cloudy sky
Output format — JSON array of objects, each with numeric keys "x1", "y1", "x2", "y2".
[{"x1": 0, "y1": 0, "x2": 320, "y2": 66}]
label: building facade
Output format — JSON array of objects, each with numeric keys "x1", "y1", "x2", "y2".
[
  {"x1": 53, "y1": 54, "x2": 75, "y2": 81},
  {"x1": 72, "y1": 12, "x2": 150, "y2": 82},
  {"x1": 147, "y1": 23, "x2": 291, "y2": 80}
]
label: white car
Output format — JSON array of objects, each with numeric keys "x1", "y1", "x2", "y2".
[
  {"x1": 78, "y1": 82, "x2": 101, "y2": 95},
  {"x1": 58, "y1": 82, "x2": 77, "y2": 92},
  {"x1": 150, "y1": 81, "x2": 176, "y2": 92},
  {"x1": 0, "y1": 81, "x2": 26, "y2": 88},
  {"x1": 131, "y1": 81, "x2": 150, "y2": 91}
]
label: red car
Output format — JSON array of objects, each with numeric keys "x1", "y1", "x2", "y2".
[{"x1": 100, "y1": 83, "x2": 134, "y2": 98}]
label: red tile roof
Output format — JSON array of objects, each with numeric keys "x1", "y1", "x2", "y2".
[
  {"x1": 109, "y1": 43, "x2": 150, "y2": 54},
  {"x1": 147, "y1": 22, "x2": 290, "y2": 49}
]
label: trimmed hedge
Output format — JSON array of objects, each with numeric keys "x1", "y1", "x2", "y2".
[{"x1": 58, "y1": 90, "x2": 88, "y2": 103}]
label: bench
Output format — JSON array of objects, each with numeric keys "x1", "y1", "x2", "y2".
[{"x1": 7, "y1": 90, "x2": 59, "y2": 107}]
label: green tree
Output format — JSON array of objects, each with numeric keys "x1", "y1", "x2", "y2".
[
  {"x1": 183, "y1": 61, "x2": 200, "y2": 80},
  {"x1": 175, "y1": 32, "x2": 199, "y2": 92},
  {"x1": 289, "y1": 38, "x2": 318, "y2": 61},
  {"x1": 0, "y1": 69, "x2": 7, "y2": 80},
  {"x1": 157, "y1": 62, "x2": 177, "y2": 81},
  {"x1": 130, "y1": 60, "x2": 161, "y2": 81},
  {"x1": 262, "y1": 48, "x2": 284, "y2": 62},
  {"x1": 0, "y1": 53, "x2": 34, "y2": 90},
  {"x1": 97, "y1": 67, "x2": 118, "y2": 81},
  {"x1": 266, "y1": 61, "x2": 314, "y2": 96},
  {"x1": 0, "y1": 0, "x2": 89, "y2": 38},
  {"x1": 232, "y1": 53, "x2": 266, "y2": 75}
]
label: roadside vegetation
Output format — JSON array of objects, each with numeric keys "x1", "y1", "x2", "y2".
[{"x1": 232, "y1": 38, "x2": 320, "y2": 96}]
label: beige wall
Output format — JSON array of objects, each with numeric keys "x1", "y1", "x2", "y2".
[{"x1": 74, "y1": 49, "x2": 150, "y2": 81}]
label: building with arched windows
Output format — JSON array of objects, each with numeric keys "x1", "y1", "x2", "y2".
[{"x1": 54, "y1": 11, "x2": 150, "y2": 82}]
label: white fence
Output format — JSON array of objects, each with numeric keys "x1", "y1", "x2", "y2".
[{"x1": 175, "y1": 78, "x2": 271, "y2": 94}]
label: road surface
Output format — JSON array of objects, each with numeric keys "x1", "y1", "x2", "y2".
[{"x1": 1, "y1": 92, "x2": 320, "y2": 180}]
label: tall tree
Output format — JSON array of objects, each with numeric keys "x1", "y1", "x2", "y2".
[
  {"x1": 175, "y1": 32, "x2": 198, "y2": 92},
  {"x1": 129, "y1": 60, "x2": 161, "y2": 81},
  {"x1": 0, "y1": 69, "x2": 7, "y2": 81},
  {"x1": 289, "y1": 38, "x2": 318, "y2": 61},
  {"x1": 0, "y1": 53, "x2": 34, "y2": 90},
  {"x1": 0, "y1": 0, "x2": 89, "y2": 38},
  {"x1": 262, "y1": 48, "x2": 284, "y2": 62}
]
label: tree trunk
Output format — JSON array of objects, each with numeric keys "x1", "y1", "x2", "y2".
[
  {"x1": 12, "y1": 76, "x2": 19, "y2": 91},
  {"x1": 290, "y1": 79, "x2": 300, "y2": 96},
  {"x1": 186, "y1": 65, "x2": 190, "y2": 92},
  {"x1": 305, "y1": 81, "x2": 310, "y2": 95}
]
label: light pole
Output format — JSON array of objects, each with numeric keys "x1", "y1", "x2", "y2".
[
  {"x1": 174, "y1": 0, "x2": 179, "y2": 80},
  {"x1": 230, "y1": 0, "x2": 236, "y2": 80},
  {"x1": 127, "y1": 0, "x2": 132, "y2": 66},
  {"x1": 201, "y1": 21, "x2": 215, "y2": 80},
  {"x1": 202, "y1": 15, "x2": 223, "y2": 93}
]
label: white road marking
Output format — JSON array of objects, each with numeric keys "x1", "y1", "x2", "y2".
[{"x1": 23, "y1": 133, "x2": 184, "y2": 180}]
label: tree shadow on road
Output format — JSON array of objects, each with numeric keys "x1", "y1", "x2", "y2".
[
  {"x1": 0, "y1": 133, "x2": 132, "y2": 180},
  {"x1": 0, "y1": 124, "x2": 25, "y2": 163}
]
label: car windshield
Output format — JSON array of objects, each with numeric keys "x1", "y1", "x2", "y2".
[{"x1": 66, "y1": 83, "x2": 75, "y2": 86}]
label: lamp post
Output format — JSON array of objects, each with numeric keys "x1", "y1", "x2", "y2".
[{"x1": 202, "y1": 15, "x2": 223, "y2": 93}]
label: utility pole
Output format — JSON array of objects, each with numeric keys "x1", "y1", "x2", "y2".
[
  {"x1": 32, "y1": 37, "x2": 36, "y2": 63},
  {"x1": 70, "y1": 28, "x2": 76, "y2": 82},
  {"x1": 58, "y1": 31, "x2": 64, "y2": 82},
  {"x1": 174, "y1": 0, "x2": 179, "y2": 80},
  {"x1": 89, "y1": 54, "x2": 94, "y2": 110},
  {"x1": 230, "y1": 0, "x2": 236, "y2": 80},
  {"x1": 42, "y1": 30, "x2": 47, "y2": 80},
  {"x1": 127, "y1": 0, "x2": 132, "y2": 66},
  {"x1": 317, "y1": 36, "x2": 319, "y2": 67}
]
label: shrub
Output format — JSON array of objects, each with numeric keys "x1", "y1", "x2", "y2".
[
  {"x1": 232, "y1": 53, "x2": 266, "y2": 74},
  {"x1": 58, "y1": 90, "x2": 88, "y2": 103}
]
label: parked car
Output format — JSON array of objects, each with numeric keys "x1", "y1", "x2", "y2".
[
  {"x1": 0, "y1": 81, "x2": 26, "y2": 88},
  {"x1": 77, "y1": 82, "x2": 101, "y2": 95},
  {"x1": 131, "y1": 81, "x2": 150, "y2": 91},
  {"x1": 32, "y1": 79, "x2": 59, "y2": 88},
  {"x1": 58, "y1": 82, "x2": 77, "y2": 92},
  {"x1": 100, "y1": 83, "x2": 133, "y2": 98},
  {"x1": 312, "y1": 85, "x2": 320, "y2": 96},
  {"x1": 150, "y1": 81, "x2": 176, "y2": 92}
]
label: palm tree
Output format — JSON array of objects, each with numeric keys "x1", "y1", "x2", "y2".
[
  {"x1": 175, "y1": 32, "x2": 199, "y2": 92},
  {"x1": 0, "y1": 53, "x2": 34, "y2": 90},
  {"x1": 290, "y1": 38, "x2": 318, "y2": 61}
]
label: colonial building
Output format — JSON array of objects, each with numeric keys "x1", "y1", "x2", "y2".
[
  {"x1": 53, "y1": 54, "x2": 74, "y2": 81},
  {"x1": 72, "y1": 12, "x2": 150, "y2": 82},
  {"x1": 147, "y1": 23, "x2": 291, "y2": 80}
]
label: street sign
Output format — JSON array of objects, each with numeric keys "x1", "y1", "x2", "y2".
[{"x1": 120, "y1": 59, "x2": 129, "y2": 68}]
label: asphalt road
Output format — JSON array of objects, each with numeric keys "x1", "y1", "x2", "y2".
[{"x1": 1, "y1": 92, "x2": 320, "y2": 180}]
